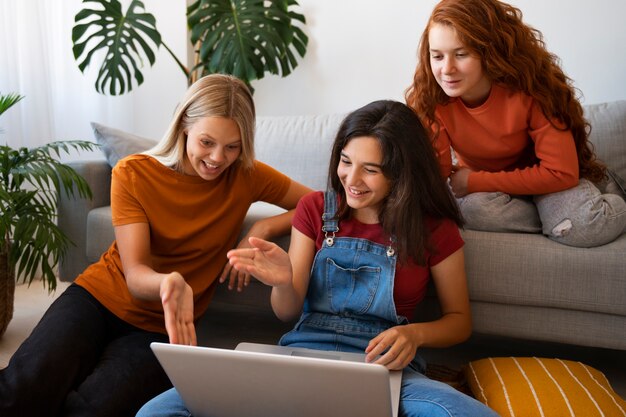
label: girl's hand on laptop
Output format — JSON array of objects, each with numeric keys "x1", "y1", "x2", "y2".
[
  {"x1": 161, "y1": 272, "x2": 197, "y2": 346},
  {"x1": 364, "y1": 325, "x2": 419, "y2": 370},
  {"x1": 227, "y1": 237, "x2": 293, "y2": 288}
]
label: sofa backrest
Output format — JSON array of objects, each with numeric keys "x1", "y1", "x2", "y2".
[
  {"x1": 255, "y1": 114, "x2": 346, "y2": 191},
  {"x1": 93, "y1": 100, "x2": 625, "y2": 191},
  {"x1": 584, "y1": 100, "x2": 626, "y2": 182},
  {"x1": 254, "y1": 101, "x2": 626, "y2": 192}
]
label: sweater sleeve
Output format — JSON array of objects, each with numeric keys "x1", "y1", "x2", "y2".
[{"x1": 467, "y1": 103, "x2": 579, "y2": 195}]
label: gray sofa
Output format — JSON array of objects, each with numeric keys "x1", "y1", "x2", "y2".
[{"x1": 58, "y1": 102, "x2": 626, "y2": 351}]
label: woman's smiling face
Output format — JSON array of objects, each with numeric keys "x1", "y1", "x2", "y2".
[
  {"x1": 337, "y1": 136, "x2": 391, "y2": 224},
  {"x1": 182, "y1": 116, "x2": 242, "y2": 180}
]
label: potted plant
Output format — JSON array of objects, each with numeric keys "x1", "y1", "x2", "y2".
[
  {"x1": 0, "y1": 93, "x2": 98, "y2": 337},
  {"x1": 72, "y1": 0, "x2": 308, "y2": 95}
]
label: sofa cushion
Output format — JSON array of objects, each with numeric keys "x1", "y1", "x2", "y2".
[
  {"x1": 86, "y1": 206, "x2": 116, "y2": 262},
  {"x1": 91, "y1": 122, "x2": 157, "y2": 167},
  {"x1": 255, "y1": 114, "x2": 346, "y2": 191},
  {"x1": 465, "y1": 357, "x2": 626, "y2": 417},
  {"x1": 584, "y1": 100, "x2": 626, "y2": 182},
  {"x1": 85, "y1": 203, "x2": 289, "y2": 263},
  {"x1": 462, "y1": 230, "x2": 626, "y2": 316}
]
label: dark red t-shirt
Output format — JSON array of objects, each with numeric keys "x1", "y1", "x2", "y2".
[{"x1": 292, "y1": 191, "x2": 464, "y2": 320}]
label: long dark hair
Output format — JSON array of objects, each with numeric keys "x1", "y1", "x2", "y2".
[
  {"x1": 328, "y1": 100, "x2": 463, "y2": 265},
  {"x1": 406, "y1": 0, "x2": 605, "y2": 182}
]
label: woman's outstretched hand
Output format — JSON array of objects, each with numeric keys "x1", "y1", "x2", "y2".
[
  {"x1": 219, "y1": 236, "x2": 255, "y2": 292},
  {"x1": 160, "y1": 272, "x2": 197, "y2": 346},
  {"x1": 227, "y1": 237, "x2": 293, "y2": 288}
]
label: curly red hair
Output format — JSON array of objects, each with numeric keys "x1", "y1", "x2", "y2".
[{"x1": 405, "y1": 0, "x2": 605, "y2": 182}]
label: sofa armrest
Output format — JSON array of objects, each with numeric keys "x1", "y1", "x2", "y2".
[{"x1": 58, "y1": 160, "x2": 112, "y2": 281}]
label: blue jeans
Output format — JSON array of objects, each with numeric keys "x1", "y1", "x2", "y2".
[
  {"x1": 400, "y1": 366, "x2": 499, "y2": 417},
  {"x1": 0, "y1": 284, "x2": 171, "y2": 417},
  {"x1": 138, "y1": 372, "x2": 499, "y2": 417},
  {"x1": 136, "y1": 388, "x2": 189, "y2": 417}
]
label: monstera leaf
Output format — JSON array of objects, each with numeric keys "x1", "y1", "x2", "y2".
[
  {"x1": 72, "y1": 0, "x2": 307, "y2": 95},
  {"x1": 72, "y1": 0, "x2": 162, "y2": 95},
  {"x1": 187, "y1": 0, "x2": 308, "y2": 84}
]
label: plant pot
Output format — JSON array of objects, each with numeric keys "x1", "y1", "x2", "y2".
[{"x1": 0, "y1": 250, "x2": 16, "y2": 338}]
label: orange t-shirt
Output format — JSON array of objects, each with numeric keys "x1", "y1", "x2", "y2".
[
  {"x1": 75, "y1": 155, "x2": 291, "y2": 334},
  {"x1": 434, "y1": 84, "x2": 579, "y2": 195}
]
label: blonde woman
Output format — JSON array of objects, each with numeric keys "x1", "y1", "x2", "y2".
[{"x1": 0, "y1": 74, "x2": 310, "y2": 417}]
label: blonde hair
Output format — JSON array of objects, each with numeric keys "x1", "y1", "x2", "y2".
[{"x1": 145, "y1": 74, "x2": 256, "y2": 171}]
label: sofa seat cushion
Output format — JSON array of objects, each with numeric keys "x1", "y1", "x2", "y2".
[
  {"x1": 462, "y1": 230, "x2": 626, "y2": 316},
  {"x1": 84, "y1": 202, "x2": 289, "y2": 264},
  {"x1": 86, "y1": 205, "x2": 626, "y2": 316}
]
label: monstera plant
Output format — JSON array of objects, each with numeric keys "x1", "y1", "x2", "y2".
[
  {"x1": 0, "y1": 93, "x2": 97, "y2": 337},
  {"x1": 72, "y1": 0, "x2": 308, "y2": 95}
]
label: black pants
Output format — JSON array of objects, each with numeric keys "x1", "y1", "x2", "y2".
[{"x1": 0, "y1": 284, "x2": 171, "y2": 417}]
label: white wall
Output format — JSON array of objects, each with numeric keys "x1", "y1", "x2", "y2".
[
  {"x1": 253, "y1": 0, "x2": 426, "y2": 116},
  {"x1": 2, "y1": 0, "x2": 625, "y2": 150},
  {"x1": 68, "y1": 0, "x2": 189, "y2": 141},
  {"x1": 252, "y1": 0, "x2": 626, "y2": 115},
  {"x1": 0, "y1": 0, "x2": 188, "y2": 153}
]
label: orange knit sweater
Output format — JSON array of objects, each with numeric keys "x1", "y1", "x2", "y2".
[{"x1": 434, "y1": 84, "x2": 579, "y2": 195}]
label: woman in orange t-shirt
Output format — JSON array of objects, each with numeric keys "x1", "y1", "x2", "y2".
[
  {"x1": 406, "y1": 0, "x2": 626, "y2": 248},
  {"x1": 0, "y1": 75, "x2": 311, "y2": 417}
]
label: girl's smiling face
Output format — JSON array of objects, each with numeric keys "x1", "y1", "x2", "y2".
[
  {"x1": 337, "y1": 136, "x2": 391, "y2": 224},
  {"x1": 183, "y1": 116, "x2": 242, "y2": 180},
  {"x1": 428, "y1": 23, "x2": 492, "y2": 107}
]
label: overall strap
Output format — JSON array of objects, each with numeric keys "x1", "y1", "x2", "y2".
[{"x1": 322, "y1": 190, "x2": 339, "y2": 245}]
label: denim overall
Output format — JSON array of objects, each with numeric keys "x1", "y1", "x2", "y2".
[
  {"x1": 279, "y1": 191, "x2": 498, "y2": 417},
  {"x1": 279, "y1": 190, "x2": 425, "y2": 373}
]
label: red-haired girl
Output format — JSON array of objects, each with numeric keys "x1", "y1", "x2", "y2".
[{"x1": 407, "y1": 0, "x2": 626, "y2": 247}]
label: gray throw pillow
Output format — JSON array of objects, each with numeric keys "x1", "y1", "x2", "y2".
[{"x1": 91, "y1": 122, "x2": 157, "y2": 167}]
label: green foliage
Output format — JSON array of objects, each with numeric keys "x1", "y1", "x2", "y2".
[
  {"x1": 0, "y1": 93, "x2": 24, "y2": 116},
  {"x1": 0, "y1": 94, "x2": 24, "y2": 133},
  {"x1": 0, "y1": 94, "x2": 98, "y2": 291},
  {"x1": 72, "y1": 0, "x2": 162, "y2": 95},
  {"x1": 187, "y1": 0, "x2": 308, "y2": 84},
  {"x1": 72, "y1": 0, "x2": 308, "y2": 95}
]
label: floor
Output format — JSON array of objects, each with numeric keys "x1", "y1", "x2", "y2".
[
  {"x1": 0, "y1": 281, "x2": 71, "y2": 368},
  {"x1": 2, "y1": 281, "x2": 625, "y2": 401}
]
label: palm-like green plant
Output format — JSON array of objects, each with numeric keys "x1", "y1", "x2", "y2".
[
  {"x1": 0, "y1": 93, "x2": 98, "y2": 292},
  {"x1": 72, "y1": 0, "x2": 308, "y2": 95}
]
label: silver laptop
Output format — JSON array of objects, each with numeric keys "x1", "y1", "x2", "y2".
[{"x1": 151, "y1": 342, "x2": 402, "y2": 417}]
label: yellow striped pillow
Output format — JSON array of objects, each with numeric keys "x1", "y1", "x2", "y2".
[{"x1": 466, "y1": 357, "x2": 626, "y2": 417}]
